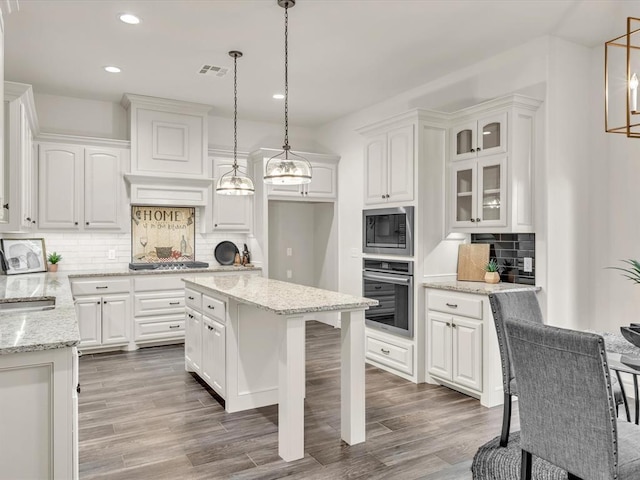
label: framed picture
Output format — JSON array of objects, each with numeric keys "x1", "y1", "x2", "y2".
[{"x1": 1, "y1": 238, "x2": 47, "y2": 275}]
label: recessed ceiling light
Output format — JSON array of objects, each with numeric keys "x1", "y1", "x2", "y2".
[
  {"x1": 273, "y1": 94, "x2": 285, "y2": 99},
  {"x1": 119, "y1": 13, "x2": 140, "y2": 25},
  {"x1": 104, "y1": 66, "x2": 121, "y2": 73}
]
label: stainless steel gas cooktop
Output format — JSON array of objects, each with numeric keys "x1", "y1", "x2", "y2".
[{"x1": 128, "y1": 261, "x2": 209, "y2": 271}]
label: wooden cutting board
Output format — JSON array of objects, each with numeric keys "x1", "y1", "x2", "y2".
[{"x1": 457, "y1": 244, "x2": 490, "y2": 282}]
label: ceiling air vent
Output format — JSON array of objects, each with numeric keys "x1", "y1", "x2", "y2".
[{"x1": 198, "y1": 64, "x2": 229, "y2": 77}]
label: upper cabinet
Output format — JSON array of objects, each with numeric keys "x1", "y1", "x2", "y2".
[
  {"x1": 451, "y1": 112, "x2": 507, "y2": 161},
  {"x1": 362, "y1": 124, "x2": 414, "y2": 205},
  {"x1": 0, "y1": 82, "x2": 38, "y2": 232},
  {"x1": 266, "y1": 160, "x2": 337, "y2": 200},
  {"x1": 208, "y1": 154, "x2": 252, "y2": 232},
  {"x1": 447, "y1": 95, "x2": 541, "y2": 234},
  {"x1": 38, "y1": 142, "x2": 129, "y2": 231}
]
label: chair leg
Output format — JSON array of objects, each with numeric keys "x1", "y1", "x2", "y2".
[
  {"x1": 521, "y1": 450, "x2": 532, "y2": 480},
  {"x1": 500, "y1": 392, "x2": 512, "y2": 447}
]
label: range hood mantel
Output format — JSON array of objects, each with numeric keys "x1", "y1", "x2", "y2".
[{"x1": 124, "y1": 173, "x2": 212, "y2": 207}]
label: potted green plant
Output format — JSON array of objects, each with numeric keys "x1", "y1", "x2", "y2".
[
  {"x1": 47, "y1": 252, "x2": 62, "y2": 272},
  {"x1": 484, "y1": 258, "x2": 500, "y2": 284},
  {"x1": 609, "y1": 259, "x2": 640, "y2": 284}
]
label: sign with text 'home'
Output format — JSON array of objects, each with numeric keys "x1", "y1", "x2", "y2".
[{"x1": 131, "y1": 206, "x2": 195, "y2": 263}]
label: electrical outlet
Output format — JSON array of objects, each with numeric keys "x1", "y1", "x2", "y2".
[
  {"x1": 286, "y1": 247, "x2": 293, "y2": 257},
  {"x1": 108, "y1": 249, "x2": 116, "y2": 260},
  {"x1": 286, "y1": 269, "x2": 292, "y2": 279},
  {"x1": 524, "y1": 257, "x2": 533, "y2": 273}
]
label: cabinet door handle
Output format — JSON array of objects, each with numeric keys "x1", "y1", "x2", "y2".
[
  {"x1": 207, "y1": 325, "x2": 214, "y2": 331},
  {"x1": 86, "y1": 222, "x2": 90, "y2": 225},
  {"x1": 305, "y1": 191, "x2": 308, "y2": 195},
  {"x1": 169, "y1": 301, "x2": 180, "y2": 305},
  {"x1": 76, "y1": 384, "x2": 81, "y2": 394},
  {"x1": 380, "y1": 348, "x2": 390, "y2": 355},
  {"x1": 445, "y1": 303, "x2": 458, "y2": 308},
  {"x1": 188, "y1": 314, "x2": 194, "y2": 319},
  {"x1": 169, "y1": 324, "x2": 180, "y2": 329},
  {"x1": 25, "y1": 217, "x2": 31, "y2": 222},
  {"x1": 452, "y1": 323, "x2": 457, "y2": 328},
  {"x1": 32, "y1": 220, "x2": 36, "y2": 224},
  {"x1": 103, "y1": 301, "x2": 107, "y2": 304},
  {"x1": 96, "y1": 286, "x2": 108, "y2": 289},
  {"x1": 470, "y1": 148, "x2": 475, "y2": 152},
  {"x1": 96, "y1": 301, "x2": 100, "y2": 305},
  {"x1": 2, "y1": 203, "x2": 8, "y2": 209},
  {"x1": 446, "y1": 322, "x2": 451, "y2": 327},
  {"x1": 301, "y1": 191, "x2": 304, "y2": 196},
  {"x1": 207, "y1": 305, "x2": 215, "y2": 310},
  {"x1": 477, "y1": 147, "x2": 482, "y2": 151},
  {"x1": 75, "y1": 221, "x2": 79, "y2": 225},
  {"x1": 188, "y1": 296, "x2": 195, "y2": 300},
  {"x1": 385, "y1": 194, "x2": 390, "y2": 198},
  {"x1": 381, "y1": 195, "x2": 385, "y2": 199},
  {"x1": 476, "y1": 218, "x2": 481, "y2": 222},
  {"x1": 470, "y1": 218, "x2": 476, "y2": 223},
  {"x1": 374, "y1": 286, "x2": 382, "y2": 290}
]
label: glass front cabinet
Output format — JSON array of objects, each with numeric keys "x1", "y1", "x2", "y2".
[
  {"x1": 451, "y1": 156, "x2": 506, "y2": 229},
  {"x1": 451, "y1": 112, "x2": 507, "y2": 161}
]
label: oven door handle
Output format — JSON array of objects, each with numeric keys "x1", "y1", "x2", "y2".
[{"x1": 363, "y1": 271, "x2": 412, "y2": 285}]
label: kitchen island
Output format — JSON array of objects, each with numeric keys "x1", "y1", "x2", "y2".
[{"x1": 182, "y1": 274, "x2": 378, "y2": 462}]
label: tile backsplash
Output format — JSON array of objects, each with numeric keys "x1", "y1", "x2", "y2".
[{"x1": 471, "y1": 233, "x2": 535, "y2": 285}]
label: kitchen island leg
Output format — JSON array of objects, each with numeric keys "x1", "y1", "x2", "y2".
[
  {"x1": 278, "y1": 315, "x2": 305, "y2": 462},
  {"x1": 341, "y1": 309, "x2": 366, "y2": 445}
]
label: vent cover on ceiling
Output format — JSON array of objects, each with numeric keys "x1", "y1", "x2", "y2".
[{"x1": 198, "y1": 64, "x2": 229, "y2": 77}]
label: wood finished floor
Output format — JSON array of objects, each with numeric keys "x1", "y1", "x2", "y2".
[{"x1": 78, "y1": 321, "x2": 517, "y2": 480}]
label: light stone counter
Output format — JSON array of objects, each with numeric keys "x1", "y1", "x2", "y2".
[
  {"x1": 0, "y1": 272, "x2": 80, "y2": 354},
  {"x1": 67, "y1": 265, "x2": 261, "y2": 278},
  {"x1": 183, "y1": 274, "x2": 378, "y2": 315},
  {"x1": 423, "y1": 280, "x2": 540, "y2": 295}
]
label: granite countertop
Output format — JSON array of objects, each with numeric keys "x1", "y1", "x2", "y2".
[
  {"x1": 423, "y1": 280, "x2": 540, "y2": 295},
  {"x1": 68, "y1": 265, "x2": 261, "y2": 278},
  {"x1": 0, "y1": 266, "x2": 262, "y2": 355},
  {"x1": 184, "y1": 274, "x2": 378, "y2": 315},
  {"x1": 0, "y1": 272, "x2": 80, "y2": 354}
]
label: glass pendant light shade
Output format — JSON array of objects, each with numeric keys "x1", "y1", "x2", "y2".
[
  {"x1": 264, "y1": 147, "x2": 312, "y2": 185},
  {"x1": 264, "y1": 0, "x2": 312, "y2": 186},
  {"x1": 216, "y1": 50, "x2": 255, "y2": 195}
]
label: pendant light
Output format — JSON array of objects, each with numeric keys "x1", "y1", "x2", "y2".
[
  {"x1": 264, "y1": 0, "x2": 312, "y2": 185},
  {"x1": 216, "y1": 51, "x2": 255, "y2": 195}
]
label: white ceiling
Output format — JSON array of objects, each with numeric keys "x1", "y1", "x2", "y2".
[{"x1": 4, "y1": 0, "x2": 638, "y2": 127}]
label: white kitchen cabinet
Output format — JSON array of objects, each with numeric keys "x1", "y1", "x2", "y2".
[
  {"x1": 1, "y1": 82, "x2": 38, "y2": 232},
  {"x1": 185, "y1": 307, "x2": 202, "y2": 373},
  {"x1": 447, "y1": 95, "x2": 541, "y2": 234},
  {"x1": 38, "y1": 142, "x2": 126, "y2": 231},
  {"x1": 0, "y1": 347, "x2": 77, "y2": 480},
  {"x1": 74, "y1": 293, "x2": 130, "y2": 347},
  {"x1": 451, "y1": 112, "x2": 507, "y2": 161},
  {"x1": 210, "y1": 155, "x2": 252, "y2": 231},
  {"x1": 450, "y1": 155, "x2": 507, "y2": 228},
  {"x1": 202, "y1": 315, "x2": 226, "y2": 397},
  {"x1": 363, "y1": 124, "x2": 414, "y2": 205},
  {"x1": 365, "y1": 328, "x2": 414, "y2": 377},
  {"x1": 71, "y1": 277, "x2": 131, "y2": 349},
  {"x1": 425, "y1": 288, "x2": 504, "y2": 408},
  {"x1": 266, "y1": 159, "x2": 337, "y2": 200}
]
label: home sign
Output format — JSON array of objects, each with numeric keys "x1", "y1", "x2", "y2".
[{"x1": 131, "y1": 205, "x2": 195, "y2": 263}]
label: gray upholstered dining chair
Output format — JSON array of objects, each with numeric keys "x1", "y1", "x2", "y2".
[
  {"x1": 504, "y1": 319, "x2": 640, "y2": 480},
  {"x1": 488, "y1": 291, "x2": 626, "y2": 448}
]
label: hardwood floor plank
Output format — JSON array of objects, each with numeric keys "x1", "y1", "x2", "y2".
[{"x1": 78, "y1": 321, "x2": 507, "y2": 479}]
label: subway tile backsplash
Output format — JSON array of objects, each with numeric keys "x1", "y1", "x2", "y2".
[{"x1": 471, "y1": 233, "x2": 535, "y2": 285}]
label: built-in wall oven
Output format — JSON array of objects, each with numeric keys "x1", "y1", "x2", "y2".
[
  {"x1": 363, "y1": 206, "x2": 414, "y2": 256},
  {"x1": 362, "y1": 259, "x2": 413, "y2": 338}
]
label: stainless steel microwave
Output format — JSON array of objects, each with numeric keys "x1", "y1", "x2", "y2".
[{"x1": 362, "y1": 206, "x2": 414, "y2": 256}]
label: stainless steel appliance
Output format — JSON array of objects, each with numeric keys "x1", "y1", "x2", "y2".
[
  {"x1": 362, "y1": 206, "x2": 414, "y2": 256},
  {"x1": 129, "y1": 261, "x2": 209, "y2": 271},
  {"x1": 362, "y1": 259, "x2": 413, "y2": 338}
]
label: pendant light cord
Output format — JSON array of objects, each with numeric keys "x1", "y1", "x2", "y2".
[
  {"x1": 233, "y1": 53, "x2": 239, "y2": 171},
  {"x1": 283, "y1": 4, "x2": 289, "y2": 150}
]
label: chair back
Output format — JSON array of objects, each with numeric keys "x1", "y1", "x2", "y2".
[
  {"x1": 488, "y1": 291, "x2": 543, "y2": 394},
  {"x1": 504, "y1": 318, "x2": 618, "y2": 480}
]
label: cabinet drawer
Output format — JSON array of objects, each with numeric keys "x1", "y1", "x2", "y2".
[
  {"x1": 365, "y1": 333, "x2": 414, "y2": 376},
  {"x1": 203, "y1": 294, "x2": 225, "y2": 322},
  {"x1": 133, "y1": 275, "x2": 185, "y2": 292},
  {"x1": 134, "y1": 291, "x2": 185, "y2": 316},
  {"x1": 134, "y1": 315, "x2": 184, "y2": 341},
  {"x1": 185, "y1": 288, "x2": 202, "y2": 310},
  {"x1": 428, "y1": 292, "x2": 482, "y2": 319},
  {"x1": 71, "y1": 277, "x2": 130, "y2": 296}
]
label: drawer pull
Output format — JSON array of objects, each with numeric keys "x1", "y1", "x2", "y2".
[
  {"x1": 188, "y1": 296, "x2": 195, "y2": 300},
  {"x1": 381, "y1": 348, "x2": 390, "y2": 355},
  {"x1": 445, "y1": 303, "x2": 458, "y2": 308},
  {"x1": 207, "y1": 305, "x2": 215, "y2": 310},
  {"x1": 446, "y1": 322, "x2": 451, "y2": 327},
  {"x1": 96, "y1": 286, "x2": 109, "y2": 290},
  {"x1": 188, "y1": 314, "x2": 194, "y2": 319},
  {"x1": 207, "y1": 325, "x2": 214, "y2": 331},
  {"x1": 452, "y1": 324, "x2": 457, "y2": 328},
  {"x1": 169, "y1": 301, "x2": 180, "y2": 305},
  {"x1": 169, "y1": 324, "x2": 180, "y2": 329}
]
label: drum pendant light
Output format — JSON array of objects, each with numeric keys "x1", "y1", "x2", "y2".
[
  {"x1": 216, "y1": 51, "x2": 255, "y2": 195},
  {"x1": 264, "y1": 0, "x2": 312, "y2": 185}
]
